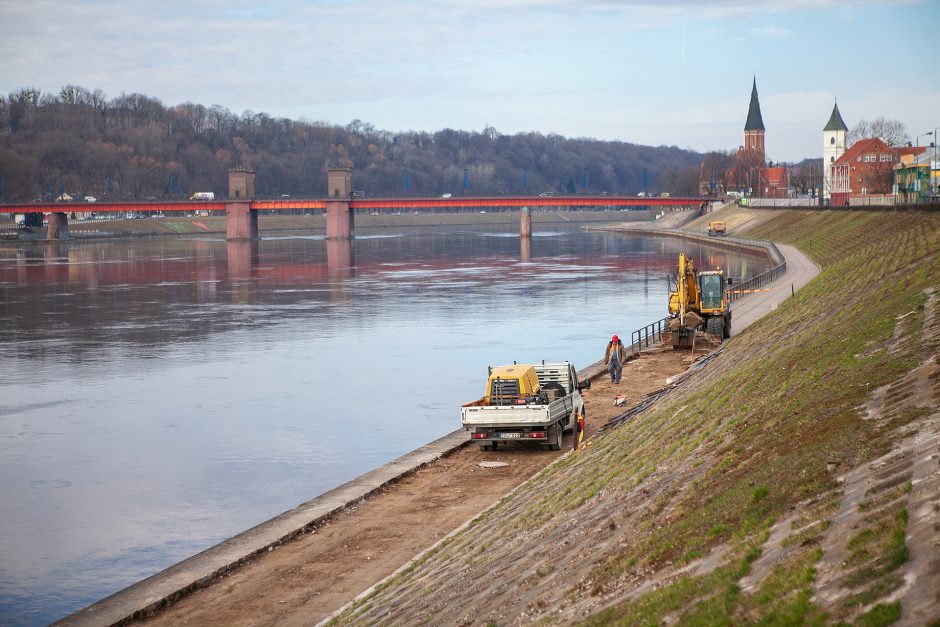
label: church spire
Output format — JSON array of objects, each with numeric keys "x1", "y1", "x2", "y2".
[
  {"x1": 744, "y1": 76, "x2": 765, "y2": 132},
  {"x1": 823, "y1": 100, "x2": 848, "y2": 132}
]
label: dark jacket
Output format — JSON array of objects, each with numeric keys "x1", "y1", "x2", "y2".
[{"x1": 605, "y1": 340, "x2": 625, "y2": 365}]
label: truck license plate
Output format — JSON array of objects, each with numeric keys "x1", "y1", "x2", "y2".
[{"x1": 498, "y1": 432, "x2": 521, "y2": 439}]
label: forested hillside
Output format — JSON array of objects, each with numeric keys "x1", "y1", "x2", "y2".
[{"x1": 0, "y1": 86, "x2": 703, "y2": 201}]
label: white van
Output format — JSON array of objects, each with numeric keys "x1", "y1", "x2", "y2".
[{"x1": 190, "y1": 192, "x2": 215, "y2": 201}]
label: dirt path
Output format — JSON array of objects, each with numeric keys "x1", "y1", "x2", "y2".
[{"x1": 139, "y1": 344, "x2": 711, "y2": 626}]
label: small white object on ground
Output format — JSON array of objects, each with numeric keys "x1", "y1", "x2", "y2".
[{"x1": 478, "y1": 461, "x2": 509, "y2": 468}]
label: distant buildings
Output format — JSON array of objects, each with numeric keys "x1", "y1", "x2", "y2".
[
  {"x1": 700, "y1": 79, "x2": 932, "y2": 205},
  {"x1": 824, "y1": 102, "x2": 935, "y2": 205}
]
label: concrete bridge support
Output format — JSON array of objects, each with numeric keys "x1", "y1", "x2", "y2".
[
  {"x1": 226, "y1": 201, "x2": 258, "y2": 241},
  {"x1": 520, "y1": 205, "x2": 532, "y2": 238},
  {"x1": 46, "y1": 212, "x2": 69, "y2": 239},
  {"x1": 226, "y1": 167, "x2": 258, "y2": 241},
  {"x1": 326, "y1": 200, "x2": 353, "y2": 239},
  {"x1": 326, "y1": 166, "x2": 354, "y2": 240}
]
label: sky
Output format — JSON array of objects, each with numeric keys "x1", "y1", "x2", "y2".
[{"x1": 1, "y1": 0, "x2": 938, "y2": 163}]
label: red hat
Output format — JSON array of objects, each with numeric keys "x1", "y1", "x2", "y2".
[{"x1": 612, "y1": 334, "x2": 619, "y2": 342}]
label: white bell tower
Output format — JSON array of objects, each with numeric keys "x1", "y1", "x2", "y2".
[{"x1": 823, "y1": 101, "x2": 848, "y2": 200}]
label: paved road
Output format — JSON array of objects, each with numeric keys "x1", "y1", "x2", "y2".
[{"x1": 731, "y1": 243, "x2": 820, "y2": 335}]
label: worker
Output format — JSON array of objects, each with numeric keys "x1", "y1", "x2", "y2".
[{"x1": 605, "y1": 334, "x2": 625, "y2": 384}]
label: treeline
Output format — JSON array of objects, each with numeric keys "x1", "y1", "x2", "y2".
[{"x1": 0, "y1": 85, "x2": 704, "y2": 201}]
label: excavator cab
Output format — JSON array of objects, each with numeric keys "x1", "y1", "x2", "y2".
[{"x1": 698, "y1": 272, "x2": 725, "y2": 312}]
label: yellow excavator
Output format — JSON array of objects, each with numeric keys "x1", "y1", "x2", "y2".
[{"x1": 667, "y1": 253, "x2": 732, "y2": 348}]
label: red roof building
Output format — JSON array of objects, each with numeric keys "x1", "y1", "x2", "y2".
[
  {"x1": 760, "y1": 166, "x2": 789, "y2": 199},
  {"x1": 829, "y1": 138, "x2": 907, "y2": 206}
]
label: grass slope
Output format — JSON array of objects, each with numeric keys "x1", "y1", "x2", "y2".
[{"x1": 331, "y1": 209, "x2": 939, "y2": 626}]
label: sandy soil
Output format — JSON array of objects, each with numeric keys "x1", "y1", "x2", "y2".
[{"x1": 138, "y1": 342, "x2": 715, "y2": 626}]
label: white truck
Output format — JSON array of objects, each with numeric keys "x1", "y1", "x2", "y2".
[
  {"x1": 461, "y1": 362, "x2": 588, "y2": 451},
  {"x1": 190, "y1": 192, "x2": 215, "y2": 201}
]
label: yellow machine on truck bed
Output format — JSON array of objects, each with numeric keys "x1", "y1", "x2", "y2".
[{"x1": 668, "y1": 252, "x2": 732, "y2": 347}]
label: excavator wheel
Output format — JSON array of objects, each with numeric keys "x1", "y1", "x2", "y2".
[{"x1": 706, "y1": 317, "x2": 724, "y2": 339}]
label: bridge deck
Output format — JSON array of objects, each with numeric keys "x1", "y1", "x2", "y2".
[{"x1": 2, "y1": 195, "x2": 712, "y2": 213}]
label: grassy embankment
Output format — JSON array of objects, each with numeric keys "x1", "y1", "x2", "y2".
[{"x1": 332, "y1": 210, "x2": 938, "y2": 626}]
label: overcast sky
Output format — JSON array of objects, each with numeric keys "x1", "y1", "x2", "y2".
[{"x1": 2, "y1": 0, "x2": 938, "y2": 162}]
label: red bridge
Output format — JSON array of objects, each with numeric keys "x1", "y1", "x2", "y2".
[{"x1": 2, "y1": 168, "x2": 714, "y2": 240}]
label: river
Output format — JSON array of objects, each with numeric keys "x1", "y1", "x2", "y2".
[{"x1": 0, "y1": 226, "x2": 770, "y2": 624}]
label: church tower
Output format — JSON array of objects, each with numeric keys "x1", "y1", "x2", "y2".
[
  {"x1": 822, "y1": 101, "x2": 848, "y2": 200},
  {"x1": 744, "y1": 76, "x2": 766, "y2": 163}
]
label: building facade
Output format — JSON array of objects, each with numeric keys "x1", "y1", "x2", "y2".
[
  {"x1": 894, "y1": 148, "x2": 933, "y2": 204},
  {"x1": 830, "y1": 138, "x2": 903, "y2": 206}
]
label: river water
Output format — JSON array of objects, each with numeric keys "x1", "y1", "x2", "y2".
[{"x1": 0, "y1": 226, "x2": 769, "y2": 624}]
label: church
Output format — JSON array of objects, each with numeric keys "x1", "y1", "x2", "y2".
[{"x1": 700, "y1": 78, "x2": 789, "y2": 198}]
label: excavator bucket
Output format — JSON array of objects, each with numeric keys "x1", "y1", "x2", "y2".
[
  {"x1": 671, "y1": 326, "x2": 695, "y2": 349},
  {"x1": 669, "y1": 312, "x2": 703, "y2": 349}
]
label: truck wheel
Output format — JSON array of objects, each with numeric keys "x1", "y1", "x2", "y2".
[
  {"x1": 549, "y1": 426, "x2": 562, "y2": 451},
  {"x1": 723, "y1": 316, "x2": 732, "y2": 339}
]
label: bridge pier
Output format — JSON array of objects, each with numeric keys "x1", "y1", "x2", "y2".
[
  {"x1": 520, "y1": 205, "x2": 532, "y2": 238},
  {"x1": 226, "y1": 167, "x2": 259, "y2": 241},
  {"x1": 46, "y1": 212, "x2": 69, "y2": 240},
  {"x1": 326, "y1": 200, "x2": 354, "y2": 239},
  {"x1": 226, "y1": 201, "x2": 258, "y2": 240},
  {"x1": 326, "y1": 166, "x2": 354, "y2": 239}
]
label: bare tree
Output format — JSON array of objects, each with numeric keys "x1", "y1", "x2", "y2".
[{"x1": 847, "y1": 117, "x2": 910, "y2": 147}]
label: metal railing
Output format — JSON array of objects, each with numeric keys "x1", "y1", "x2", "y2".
[
  {"x1": 727, "y1": 241, "x2": 787, "y2": 303},
  {"x1": 629, "y1": 317, "x2": 670, "y2": 357}
]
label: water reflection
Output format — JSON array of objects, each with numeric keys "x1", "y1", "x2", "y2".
[
  {"x1": 520, "y1": 236, "x2": 531, "y2": 263},
  {"x1": 0, "y1": 227, "x2": 769, "y2": 624}
]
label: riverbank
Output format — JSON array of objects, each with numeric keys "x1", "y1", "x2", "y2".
[
  {"x1": 328, "y1": 209, "x2": 938, "y2": 625},
  {"x1": 56, "y1": 217, "x2": 813, "y2": 626}
]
